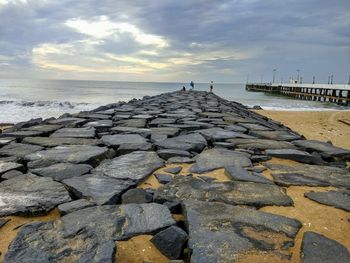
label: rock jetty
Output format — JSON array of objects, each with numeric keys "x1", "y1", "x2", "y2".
[{"x1": 0, "y1": 90, "x2": 349, "y2": 262}]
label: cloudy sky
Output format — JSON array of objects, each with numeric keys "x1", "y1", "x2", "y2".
[{"x1": 0, "y1": 0, "x2": 349, "y2": 83}]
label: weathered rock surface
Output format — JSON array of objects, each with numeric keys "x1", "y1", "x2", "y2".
[
  {"x1": 0, "y1": 143, "x2": 43, "y2": 158},
  {"x1": 121, "y1": 188, "x2": 152, "y2": 204},
  {"x1": 93, "y1": 151, "x2": 164, "y2": 183},
  {"x1": 304, "y1": 190, "x2": 350, "y2": 212},
  {"x1": 101, "y1": 134, "x2": 147, "y2": 148},
  {"x1": 301, "y1": 231, "x2": 350, "y2": 263},
  {"x1": 154, "y1": 176, "x2": 293, "y2": 207},
  {"x1": 63, "y1": 174, "x2": 134, "y2": 205},
  {"x1": 228, "y1": 138, "x2": 297, "y2": 150},
  {"x1": 249, "y1": 130, "x2": 301, "y2": 141},
  {"x1": 0, "y1": 218, "x2": 10, "y2": 228},
  {"x1": 22, "y1": 124, "x2": 63, "y2": 133},
  {"x1": 265, "y1": 162, "x2": 350, "y2": 188},
  {"x1": 157, "y1": 149, "x2": 191, "y2": 160},
  {"x1": 293, "y1": 139, "x2": 350, "y2": 158},
  {"x1": 57, "y1": 199, "x2": 95, "y2": 215},
  {"x1": 155, "y1": 133, "x2": 207, "y2": 152},
  {"x1": 0, "y1": 137, "x2": 15, "y2": 147},
  {"x1": 1, "y1": 130, "x2": 46, "y2": 138},
  {"x1": 151, "y1": 226, "x2": 188, "y2": 259},
  {"x1": 48, "y1": 117, "x2": 87, "y2": 127},
  {"x1": 0, "y1": 174, "x2": 71, "y2": 216},
  {"x1": 190, "y1": 148, "x2": 252, "y2": 173},
  {"x1": 116, "y1": 142, "x2": 153, "y2": 155},
  {"x1": 51, "y1": 127, "x2": 96, "y2": 138},
  {"x1": 265, "y1": 149, "x2": 315, "y2": 163},
  {"x1": 0, "y1": 162, "x2": 24, "y2": 176},
  {"x1": 224, "y1": 165, "x2": 272, "y2": 184},
  {"x1": 25, "y1": 145, "x2": 111, "y2": 167},
  {"x1": 31, "y1": 163, "x2": 92, "y2": 181},
  {"x1": 22, "y1": 136, "x2": 102, "y2": 147},
  {"x1": 195, "y1": 127, "x2": 254, "y2": 141},
  {"x1": 155, "y1": 173, "x2": 173, "y2": 184},
  {"x1": 183, "y1": 200, "x2": 301, "y2": 262},
  {"x1": 164, "y1": 166, "x2": 182, "y2": 174}
]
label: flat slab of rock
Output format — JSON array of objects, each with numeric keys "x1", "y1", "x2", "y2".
[
  {"x1": 101, "y1": 134, "x2": 147, "y2": 148},
  {"x1": 183, "y1": 200, "x2": 301, "y2": 262},
  {"x1": 0, "y1": 162, "x2": 24, "y2": 175},
  {"x1": 293, "y1": 140, "x2": 350, "y2": 158},
  {"x1": 265, "y1": 149, "x2": 315, "y2": 163},
  {"x1": 0, "y1": 137, "x2": 16, "y2": 147},
  {"x1": 50, "y1": 127, "x2": 96, "y2": 138},
  {"x1": 110, "y1": 127, "x2": 152, "y2": 137},
  {"x1": 83, "y1": 119, "x2": 113, "y2": 130},
  {"x1": 195, "y1": 127, "x2": 254, "y2": 141},
  {"x1": 30, "y1": 163, "x2": 92, "y2": 181},
  {"x1": 304, "y1": 190, "x2": 350, "y2": 212},
  {"x1": 117, "y1": 142, "x2": 153, "y2": 155},
  {"x1": 1, "y1": 130, "x2": 46, "y2": 138},
  {"x1": 48, "y1": 117, "x2": 87, "y2": 127},
  {"x1": 225, "y1": 165, "x2": 272, "y2": 184},
  {"x1": 0, "y1": 143, "x2": 43, "y2": 158},
  {"x1": 25, "y1": 145, "x2": 111, "y2": 167},
  {"x1": 249, "y1": 130, "x2": 302, "y2": 141},
  {"x1": 149, "y1": 118, "x2": 176, "y2": 127},
  {"x1": 265, "y1": 162, "x2": 350, "y2": 188},
  {"x1": 228, "y1": 138, "x2": 297, "y2": 150},
  {"x1": 154, "y1": 176, "x2": 293, "y2": 207},
  {"x1": 22, "y1": 124, "x2": 62, "y2": 134},
  {"x1": 58, "y1": 199, "x2": 95, "y2": 215},
  {"x1": 150, "y1": 127, "x2": 180, "y2": 137},
  {"x1": 117, "y1": 118, "x2": 146, "y2": 128},
  {"x1": 0, "y1": 174, "x2": 71, "y2": 216},
  {"x1": 301, "y1": 231, "x2": 350, "y2": 263},
  {"x1": 157, "y1": 149, "x2": 191, "y2": 160},
  {"x1": 155, "y1": 133, "x2": 207, "y2": 152},
  {"x1": 93, "y1": 151, "x2": 164, "y2": 183},
  {"x1": 63, "y1": 174, "x2": 134, "y2": 205},
  {"x1": 189, "y1": 148, "x2": 252, "y2": 173},
  {"x1": 23, "y1": 136, "x2": 101, "y2": 147}
]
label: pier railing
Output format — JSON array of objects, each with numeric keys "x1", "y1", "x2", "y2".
[{"x1": 246, "y1": 83, "x2": 350, "y2": 106}]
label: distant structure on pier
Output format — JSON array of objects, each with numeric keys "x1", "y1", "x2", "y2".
[{"x1": 246, "y1": 83, "x2": 350, "y2": 106}]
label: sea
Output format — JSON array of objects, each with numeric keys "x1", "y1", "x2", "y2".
[{"x1": 0, "y1": 78, "x2": 348, "y2": 124}]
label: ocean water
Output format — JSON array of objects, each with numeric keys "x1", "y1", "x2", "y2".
[{"x1": 0, "y1": 78, "x2": 348, "y2": 123}]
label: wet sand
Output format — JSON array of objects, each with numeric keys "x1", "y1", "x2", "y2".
[{"x1": 255, "y1": 110, "x2": 350, "y2": 149}]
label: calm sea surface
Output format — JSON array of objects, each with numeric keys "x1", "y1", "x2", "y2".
[{"x1": 0, "y1": 79, "x2": 348, "y2": 123}]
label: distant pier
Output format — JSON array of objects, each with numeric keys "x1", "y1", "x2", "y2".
[{"x1": 246, "y1": 83, "x2": 350, "y2": 106}]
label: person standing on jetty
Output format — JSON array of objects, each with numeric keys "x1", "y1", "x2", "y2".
[
  {"x1": 190, "y1": 81, "x2": 194, "y2": 90},
  {"x1": 210, "y1": 81, "x2": 214, "y2": 92}
]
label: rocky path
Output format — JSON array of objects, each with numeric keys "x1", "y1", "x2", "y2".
[{"x1": 0, "y1": 90, "x2": 349, "y2": 262}]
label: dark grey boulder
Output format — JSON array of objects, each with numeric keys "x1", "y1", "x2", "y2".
[
  {"x1": 93, "y1": 151, "x2": 164, "y2": 183},
  {"x1": 1, "y1": 170, "x2": 24, "y2": 180},
  {"x1": 121, "y1": 188, "x2": 153, "y2": 204},
  {"x1": 150, "y1": 127, "x2": 180, "y2": 137},
  {"x1": 154, "y1": 176, "x2": 293, "y2": 207},
  {"x1": 301, "y1": 231, "x2": 350, "y2": 263},
  {"x1": 117, "y1": 142, "x2": 153, "y2": 155},
  {"x1": 265, "y1": 149, "x2": 315, "y2": 163},
  {"x1": 0, "y1": 162, "x2": 24, "y2": 175},
  {"x1": 48, "y1": 117, "x2": 87, "y2": 127},
  {"x1": 224, "y1": 165, "x2": 273, "y2": 184},
  {"x1": 25, "y1": 145, "x2": 111, "y2": 167},
  {"x1": 101, "y1": 134, "x2": 147, "y2": 148},
  {"x1": 164, "y1": 166, "x2": 182, "y2": 174},
  {"x1": 1, "y1": 130, "x2": 46, "y2": 138},
  {"x1": 51, "y1": 127, "x2": 96, "y2": 138},
  {"x1": 0, "y1": 174, "x2": 72, "y2": 216},
  {"x1": 22, "y1": 136, "x2": 101, "y2": 147},
  {"x1": 183, "y1": 200, "x2": 301, "y2": 263},
  {"x1": 189, "y1": 148, "x2": 252, "y2": 173},
  {"x1": 249, "y1": 130, "x2": 301, "y2": 141},
  {"x1": 155, "y1": 133, "x2": 207, "y2": 152},
  {"x1": 0, "y1": 137, "x2": 15, "y2": 147},
  {"x1": 228, "y1": 138, "x2": 297, "y2": 150},
  {"x1": 155, "y1": 173, "x2": 173, "y2": 184},
  {"x1": 57, "y1": 199, "x2": 95, "y2": 215},
  {"x1": 63, "y1": 174, "x2": 134, "y2": 205},
  {"x1": 30, "y1": 163, "x2": 92, "y2": 181},
  {"x1": 0, "y1": 143, "x2": 43, "y2": 159},
  {"x1": 157, "y1": 149, "x2": 191, "y2": 160},
  {"x1": 265, "y1": 163, "x2": 350, "y2": 188},
  {"x1": 4, "y1": 221, "x2": 116, "y2": 263},
  {"x1": 304, "y1": 190, "x2": 350, "y2": 212},
  {"x1": 151, "y1": 226, "x2": 188, "y2": 259},
  {"x1": 195, "y1": 127, "x2": 254, "y2": 142},
  {"x1": 293, "y1": 140, "x2": 350, "y2": 158}
]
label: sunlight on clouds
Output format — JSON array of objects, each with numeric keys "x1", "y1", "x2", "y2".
[
  {"x1": 107, "y1": 54, "x2": 167, "y2": 69},
  {"x1": 65, "y1": 16, "x2": 169, "y2": 48}
]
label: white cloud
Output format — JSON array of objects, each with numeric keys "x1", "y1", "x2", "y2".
[{"x1": 65, "y1": 16, "x2": 169, "y2": 48}]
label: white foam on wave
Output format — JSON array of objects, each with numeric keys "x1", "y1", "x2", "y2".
[{"x1": 0, "y1": 100, "x2": 101, "y2": 124}]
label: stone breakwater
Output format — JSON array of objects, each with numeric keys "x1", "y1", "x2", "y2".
[{"x1": 0, "y1": 90, "x2": 349, "y2": 262}]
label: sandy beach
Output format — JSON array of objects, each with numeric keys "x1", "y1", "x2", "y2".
[{"x1": 255, "y1": 110, "x2": 350, "y2": 149}]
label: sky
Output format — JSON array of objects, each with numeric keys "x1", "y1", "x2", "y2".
[{"x1": 0, "y1": 0, "x2": 349, "y2": 83}]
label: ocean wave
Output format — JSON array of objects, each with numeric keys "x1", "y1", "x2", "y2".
[{"x1": 0, "y1": 100, "x2": 89, "y2": 108}]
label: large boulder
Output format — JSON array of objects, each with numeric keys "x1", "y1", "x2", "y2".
[
  {"x1": 189, "y1": 148, "x2": 252, "y2": 173},
  {"x1": 0, "y1": 174, "x2": 71, "y2": 216},
  {"x1": 154, "y1": 176, "x2": 293, "y2": 207},
  {"x1": 183, "y1": 200, "x2": 301, "y2": 263},
  {"x1": 93, "y1": 151, "x2": 164, "y2": 183}
]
